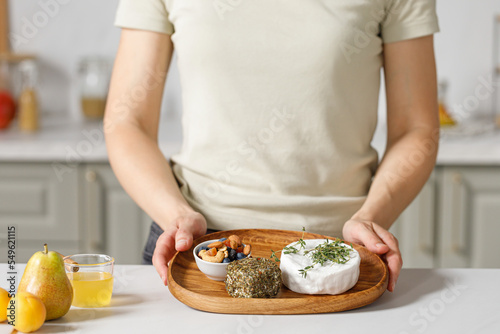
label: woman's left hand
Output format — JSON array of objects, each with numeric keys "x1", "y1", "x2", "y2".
[{"x1": 342, "y1": 219, "x2": 402, "y2": 292}]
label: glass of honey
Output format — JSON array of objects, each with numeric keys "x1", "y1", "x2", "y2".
[{"x1": 64, "y1": 254, "x2": 114, "y2": 308}]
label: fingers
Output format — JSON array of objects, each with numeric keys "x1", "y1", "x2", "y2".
[
  {"x1": 152, "y1": 228, "x2": 177, "y2": 286},
  {"x1": 349, "y1": 222, "x2": 390, "y2": 255},
  {"x1": 343, "y1": 220, "x2": 403, "y2": 292},
  {"x1": 175, "y1": 214, "x2": 206, "y2": 251},
  {"x1": 372, "y1": 224, "x2": 403, "y2": 292},
  {"x1": 175, "y1": 227, "x2": 194, "y2": 252},
  {"x1": 152, "y1": 213, "x2": 207, "y2": 285},
  {"x1": 372, "y1": 223, "x2": 399, "y2": 250},
  {"x1": 384, "y1": 250, "x2": 402, "y2": 292}
]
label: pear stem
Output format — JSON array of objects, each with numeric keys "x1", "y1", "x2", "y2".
[{"x1": 44, "y1": 243, "x2": 48, "y2": 254}]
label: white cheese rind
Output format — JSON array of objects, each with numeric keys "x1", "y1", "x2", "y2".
[{"x1": 280, "y1": 239, "x2": 360, "y2": 295}]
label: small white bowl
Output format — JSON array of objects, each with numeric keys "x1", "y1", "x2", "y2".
[{"x1": 193, "y1": 239, "x2": 250, "y2": 281}]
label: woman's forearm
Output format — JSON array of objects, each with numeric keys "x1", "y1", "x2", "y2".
[
  {"x1": 104, "y1": 29, "x2": 195, "y2": 231},
  {"x1": 352, "y1": 126, "x2": 438, "y2": 229},
  {"x1": 106, "y1": 123, "x2": 195, "y2": 230},
  {"x1": 353, "y1": 36, "x2": 440, "y2": 229}
]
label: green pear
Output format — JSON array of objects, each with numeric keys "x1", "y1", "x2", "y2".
[{"x1": 18, "y1": 244, "x2": 73, "y2": 320}]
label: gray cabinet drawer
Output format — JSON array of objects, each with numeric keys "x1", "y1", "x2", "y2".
[
  {"x1": 439, "y1": 167, "x2": 500, "y2": 268},
  {"x1": 0, "y1": 163, "x2": 79, "y2": 242}
]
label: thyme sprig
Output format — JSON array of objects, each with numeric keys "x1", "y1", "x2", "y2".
[
  {"x1": 297, "y1": 239, "x2": 352, "y2": 278},
  {"x1": 270, "y1": 227, "x2": 306, "y2": 263},
  {"x1": 270, "y1": 250, "x2": 280, "y2": 262}
]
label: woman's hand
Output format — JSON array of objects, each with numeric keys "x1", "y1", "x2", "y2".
[
  {"x1": 152, "y1": 212, "x2": 207, "y2": 286},
  {"x1": 342, "y1": 219, "x2": 402, "y2": 292}
]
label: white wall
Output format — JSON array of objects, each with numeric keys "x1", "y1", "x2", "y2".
[
  {"x1": 378, "y1": 0, "x2": 500, "y2": 131},
  {"x1": 8, "y1": 1, "x2": 500, "y2": 126},
  {"x1": 10, "y1": 0, "x2": 121, "y2": 119},
  {"x1": 9, "y1": 0, "x2": 182, "y2": 122},
  {"x1": 436, "y1": 0, "x2": 500, "y2": 118}
]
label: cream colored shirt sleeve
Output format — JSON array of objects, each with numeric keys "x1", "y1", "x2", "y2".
[
  {"x1": 115, "y1": 0, "x2": 174, "y2": 35},
  {"x1": 382, "y1": 0, "x2": 439, "y2": 43}
]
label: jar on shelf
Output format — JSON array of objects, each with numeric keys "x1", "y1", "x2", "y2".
[
  {"x1": 78, "y1": 57, "x2": 110, "y2": 119},
  {"x1": 18, "y1": 60, "x2": 39, "y2": 132}
]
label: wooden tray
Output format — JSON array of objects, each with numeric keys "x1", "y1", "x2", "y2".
[{"x1": 168, "y1": 229, "x2": 388, "y2": 314}]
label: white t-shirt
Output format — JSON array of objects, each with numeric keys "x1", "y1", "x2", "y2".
[{"x1": 115, "y1": 0, "x2": 439, "y2": 237}]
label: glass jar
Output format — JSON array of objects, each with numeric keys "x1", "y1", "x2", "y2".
[
  {"x1": 78, "y1": 57, "x2": 110, "y2": 119},
  {"x1": 18, "y1": 60, "x2": 39, "y2": 132}
]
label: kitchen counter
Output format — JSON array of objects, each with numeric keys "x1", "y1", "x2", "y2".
[
  {"x1": 1, "y1": 117, "x2": 500, "y2": 165},
  {"x1": 370, "y1": 122, "x2": 500, "y2": 166},
  {"x1": 0, "y1": 264, "x2": 498, "y2": 333},
  {"x1": 0, "y1": 117, "x2": 182, "y2": 162}
]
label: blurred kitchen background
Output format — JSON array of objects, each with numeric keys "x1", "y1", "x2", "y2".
[{"x1": 0, "y1": 0, "x2": 499, "y2": 267}]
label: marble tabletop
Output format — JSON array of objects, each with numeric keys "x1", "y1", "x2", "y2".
[{"x1": 0, "y1": 264, "x2": 498, "y2": 334}]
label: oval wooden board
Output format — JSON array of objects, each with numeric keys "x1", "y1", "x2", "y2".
[{"x1": 168, "y1": 229, "x2": 388, "y2": 315}]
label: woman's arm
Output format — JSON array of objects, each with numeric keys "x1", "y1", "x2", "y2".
[
  {"x1": 343, "y1": 35, "x2": 439, "y2": 292},
  {"x1": 105, "y1": 29, "x2": 207, "y2": 285}
]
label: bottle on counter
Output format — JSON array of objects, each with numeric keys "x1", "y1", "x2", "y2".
[
  {"x1": 18, "y1": 60, "x2": 39, "y2": 132},
  {"x1": 78, "y1": 57, "x2": 110, "y2": 120},
  {"x1": 438, "y1": 81, "x2": 456, "y2": 127}
]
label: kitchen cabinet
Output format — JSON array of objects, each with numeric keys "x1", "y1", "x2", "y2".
[
  {"x1": 391, "y1": 167, "x2": 500, "y2": 269},
  {"x1": 82, "y1": 164, "x2": 152, "y2": 264},
  {"x1": 0, "y1": 162, "x2": 80, "y2": 261},
  {"x1": 438, "y1": 167, "x2": 500, "y2": 268},
  {"x1": 0, "y1": 162, "x2": 151, "y2": 264}
]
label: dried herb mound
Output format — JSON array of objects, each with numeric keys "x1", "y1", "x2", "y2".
[{"x1": 225, "y1": 258, "x2": 281, "y2": 298}]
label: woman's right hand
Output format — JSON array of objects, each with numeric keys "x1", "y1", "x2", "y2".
[{"x1": 152, "y1": 211, "x2": 207, "y2": 285}]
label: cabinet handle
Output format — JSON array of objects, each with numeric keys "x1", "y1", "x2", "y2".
[
  {"x1": 90, "y1": 241, "x2": 103, "y2": 252},
  {"x1": 452, "y1": 173, "x2": 462, "y2": 184},
  {"x1": 419, "y1": 242, "x2": 432, "y2": 254},
  {"x1": 418, "y1": 204, "x2": 434, "y2": 255},
  {"x1": 415, "y1": 179, "x2": 435, "y2": 255},
  {"x1": 85, "y1": 169, "x2": 103, "y2": 253},
  {"x1": 86, "y1": 170, "x2": 97, "y2": 182},
  {"x1": 450, "y1": 172, "x2": 466, "y2": 253}
]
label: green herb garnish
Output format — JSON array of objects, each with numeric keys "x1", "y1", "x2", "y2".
[
  {"x1": 270, "y1": 227, "x2": 307, "y2": 262},
  {"x1": 270, "y1": 249, "x2": 280, "y2": 262},
  {"x1": 298, "y1": 239, "x2": 352, "y2": 278}
]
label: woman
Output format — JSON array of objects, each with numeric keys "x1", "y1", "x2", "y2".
[{"x1": 105, "y1": 0, "x2": 440, "y2": 292}]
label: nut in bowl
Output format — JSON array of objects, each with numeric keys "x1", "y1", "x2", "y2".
[{"x1": 193, "y1": 235, "x2": 251, "y2": 281}]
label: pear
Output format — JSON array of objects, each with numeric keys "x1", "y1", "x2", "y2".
[{"x1": 18, "y1": 244, "x2": 73, "y2": 320}]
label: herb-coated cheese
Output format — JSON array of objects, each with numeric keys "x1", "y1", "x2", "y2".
[{"x1": 225, "y1": 257, "x2": 281, "y2": 298}]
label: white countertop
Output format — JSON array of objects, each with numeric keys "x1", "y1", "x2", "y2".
[
  {"x1": 1, "y1": 117, "x2": 500, "y2": 165},
  {"x1": 0, "y1": 264, "x2": 498, "y2": 334},
  {"x1": 0, "y1": 117, "x2": 182, "y2": 163},
  {"x1": 370, "y1": 121, "x2": 500, "y2": 166}
]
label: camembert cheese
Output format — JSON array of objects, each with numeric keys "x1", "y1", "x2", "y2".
[{"x1": 280, "y1": 239, "x2": 360, "y2": 295}]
